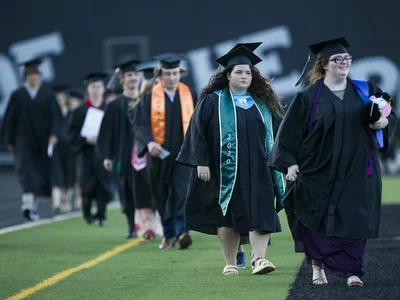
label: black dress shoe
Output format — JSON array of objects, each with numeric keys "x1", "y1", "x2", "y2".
[
  {"x1": 84, "y1": 215, "x2": 93, "y2": 224},
  {"x1": 95, "y1": 219, "x2": 106, "y2": 227},
  {"x1": 125, "y1": 230, "x2": 138, "y2": 239},
  {"x1": 53, "y1": 207, "x2": 61, "y2": 216},
  {"x1": 177, "y1": 233, "x2": 192, "y2": 250},
  {"x1": 23, "y1": 209, "x2": 40, "y2": 222}
]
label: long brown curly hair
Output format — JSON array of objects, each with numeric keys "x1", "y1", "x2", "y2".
[
  {"x1": 200, "y1": 65, "x2": 284, "y2": 118},
  {"x1": 308, "y1": 59, "x2": 328, "y2": 85}
]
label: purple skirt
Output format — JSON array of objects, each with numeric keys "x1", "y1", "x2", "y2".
[{"x1": 294, "y1": 216, "x2": 366, "y2": 278}]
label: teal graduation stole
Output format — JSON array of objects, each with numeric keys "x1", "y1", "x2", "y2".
[
  {"x1": 218, "y1": 87, "x2": 285, "y2": 216},
  {"x1": 254, "y1": 100, "x2": 285, "y2": 213}
]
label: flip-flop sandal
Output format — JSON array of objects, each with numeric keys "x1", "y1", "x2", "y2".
[
  {"x1": 312, "y1": 276, "x2": 328, "y2": 285},
  {"x1": 347, "y1": 276, "x2": 363, "y2": 287},
  {"x1": 143, "y1": 229, "x2": 156, "y2": 241},
  {"x1": 252, "y1": 258, "x2": 276, "y2": 275},
  {"x1": 223, "y1": 265, "x2": 238, "y2": 276},
  {"x1": 312, "y1": 266, "x2": 328, "y2": 285}
]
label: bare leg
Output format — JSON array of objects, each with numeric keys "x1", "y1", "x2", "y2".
[
  {"x1": 73, "y1": 183, "x2": 82, "y2": 210},
  {"x1": 249, "y1": 231, "x2": 270, "y2": 260},
  {"x1": 238, "y1": 244, "x2": 244, "y2": 252},
  {"x1": 137, "y1": 208, "x2": 155, "y2": 231},
  {"x1": 312, "y1": 259, "x2": 328, "y2": 285},
  {"x1": 249, "y1": 231, "x2": 275, "y2": 275},
  {"x1": 52, "y1": 187, "x2": 62, "y2": 212},
  {"x1": 218, "y1": 227, "x2": 240, "y2": 275},
  {"x1": 63, "y1": 188, "x2": 73, "y2": 212},
  {"x1": 217, "y1": 227, "x2": 240, "y2": 266}
]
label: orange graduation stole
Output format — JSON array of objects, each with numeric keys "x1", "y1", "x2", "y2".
[{"x1": 151, "y1": 82, "x2": 194, "y2": 145}]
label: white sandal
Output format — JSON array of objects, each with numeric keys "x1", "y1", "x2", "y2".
[
  {"x1": 223, "y1": 265, "x2": 238, "y2": 276},
  {"x1": 252, "y1": 258, "x2": 276, "y2": 275},
  {"x1": 312, "y1": 265, "x2": 328, "y2": 285},
  {"x1": 347, "y1": 275, "x2": 363, "y2": 287}
]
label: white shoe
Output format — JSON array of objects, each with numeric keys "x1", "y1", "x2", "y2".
[{"x1": 347, "y1": 275, "x2": 363, "y2": 287}]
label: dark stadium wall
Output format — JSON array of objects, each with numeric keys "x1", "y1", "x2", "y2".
[{"x1": 0, "y1": 0, "x2": 399, "y2": 119}]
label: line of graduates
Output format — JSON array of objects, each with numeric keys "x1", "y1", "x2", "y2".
[{"x1": 1, "y1": 53, "x2": 196, "y2": 250}]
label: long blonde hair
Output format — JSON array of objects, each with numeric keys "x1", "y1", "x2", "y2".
[{"x1": 308, "y1": 59, "x2": 328, "y2": 85}]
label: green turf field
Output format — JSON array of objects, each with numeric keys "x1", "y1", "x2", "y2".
[
  {"x1": 0, "y1": 209, "x2": 303, "y2": 300},
  {"x1": 382, "y1": 175, "x2": 400, "y2": 204},
  {"x1": 0, "y1": 176, "x2": 398, "y2": 300}
]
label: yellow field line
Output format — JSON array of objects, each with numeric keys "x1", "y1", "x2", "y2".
[{"x1": 7, "y1": 237, "x2": 144, "y2": 300}]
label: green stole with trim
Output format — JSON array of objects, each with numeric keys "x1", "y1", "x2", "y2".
[{"x1": 218, "y1": 87, "x2": 285, "y2": 216}]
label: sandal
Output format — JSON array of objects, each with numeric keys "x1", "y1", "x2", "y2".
[
  {"x1": 143, "y1": 229, "x2": 156, "y2": 241},
  {"x1": 158, "y1": 238, "x2": 175, "y2": 249},
  {"x1": 312, "y1": 265, "x2": 328, "y2": 285},
  {"x1": 252, "y1": 258, "x2": 276, "y2": 275},
  {"x1": 223, "y1": 265, "x2": 238, "y2": 276},
  {"x1": 347, "y1": 275, "x2": 363, "y2": 287}
]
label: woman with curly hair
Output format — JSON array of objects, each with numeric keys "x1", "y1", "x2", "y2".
[{"x1": 176, "y1": 43, "x2": 285, "y2": 276}]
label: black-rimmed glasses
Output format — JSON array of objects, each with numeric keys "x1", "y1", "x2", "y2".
[{"x1": 328, "y1": 56, "x2": 353, "y2": 64}]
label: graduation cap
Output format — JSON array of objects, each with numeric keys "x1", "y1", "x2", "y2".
[
  {"x1": 154, "y1": 53, "x2": 186, "y2": 69},
  {"x1": 137, "y1": 60, "x2": 159, "y2": 80},
  {"x1": 19, "y1": 57, "x2": 43, "y2": 69},
  {"x1": 52, "y1": 84, "x2": 70, "y2": 93},
  {"x1": 68, "y1": 89, "x2": 84, "y2": 100},
  {"x1": 115, "y1": 59, "x2": 142, "y2": 74},
  {"x1": 295, "y1": 37, "x2": 350, "y2": 86},
  {"x1": 83, "y1": 72, "x2": 108, "y2": 85},
  {"x1": 106, "y1": 59, "x2": 141, "y2": 90},
  {"x1": 229, "y1": 42, "x2": 262, "y2": 53},
  {"x1": 216, "y1": 45, "x2": 262, "y2": 68},
  {"x1": 309, "y1": 37, "x2": 350, "y2": 59}
]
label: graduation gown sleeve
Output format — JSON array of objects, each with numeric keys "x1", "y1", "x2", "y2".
[
  {"x1": 97, "y1": 101, "x2": 118, "y2": 160},
  {"x1": 176, "y1": 94, "x2": 214, "y2": 167},
  {"x1": 381, "y1": 111, "x2": 398, "y2": 153},
  {"x1": 50, "y1": 100, "x2": 64, "y2": 138},
  {"x1": 1, "y1": 91, "x2": 19, "y2": 147},
  {"x1": 268, "y1": 92, "x2": 309, "y2": 174},
  {"x1": 66, "y1": 106, "x2": 87, "y2": 154},
  {"x1": 134, "y1": 92, "x2": 154, "y2": 155}
]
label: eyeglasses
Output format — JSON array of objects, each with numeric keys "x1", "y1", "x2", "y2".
[{"x1": 328, "y1": 56, "x2": 353, "y2": 64}]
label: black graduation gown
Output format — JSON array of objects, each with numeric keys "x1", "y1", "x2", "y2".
[
  {"x1": 268, "y1": 80, "x2": 398, "y2": 240},
  {"x1": 135, "y1": 87, "x2": 196, "y2": 220},
  {"x1": 97, "y1": 96, "x2": 151, "y2": 210},
  {"x1": 1, "y1": 85, "x2": 57, "y2": 196},
  {"x1": 66, "y1": 104, "x2": 112, "y2": 202},
  {"x1": 176, "y1": 93, "x2": 282, "y2": 235},
  {"x1": 51, "y1": 108, "x2": 76, "y2": 188}
]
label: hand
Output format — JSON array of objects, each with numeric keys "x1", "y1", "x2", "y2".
[
  {"x1": 49, "y1": 135, "x2": 58, "y2": 146},
  {"x1": 197, "y1": 166, "x2": 211, "y2": 181},
  {"x1": 368, "y1": 115, "x2": 389, "y2": 130},
  {"x1": 7, "y1": 145, "x2": 15, "y2": 153},
  {"x1": 103, "y1": 159, "x2": 113, "y2": 171},
  {"x1": 148, "y1": 142, "x2": 162, "y2": 157},
  {"x1": 286, "y1": 165, "x2": 299, "y2": 182},
  {"x1": 87, "y1": 137, "x2": 97, "y2": 145},
  {"x1": 364, "y1": 102, "x2": 381, "y2": 124}
]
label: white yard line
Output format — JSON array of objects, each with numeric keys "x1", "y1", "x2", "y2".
[{"x1": 0, "y1": 202, "x2": 120, "y2": 236}]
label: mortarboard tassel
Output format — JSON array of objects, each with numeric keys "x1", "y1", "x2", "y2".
[
  {"x1": 295, "y1": 53, "x2": 312, "y2": 87},
  {"x1": 106, "y1": 67, "x2": 120, "y2": 90}
]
